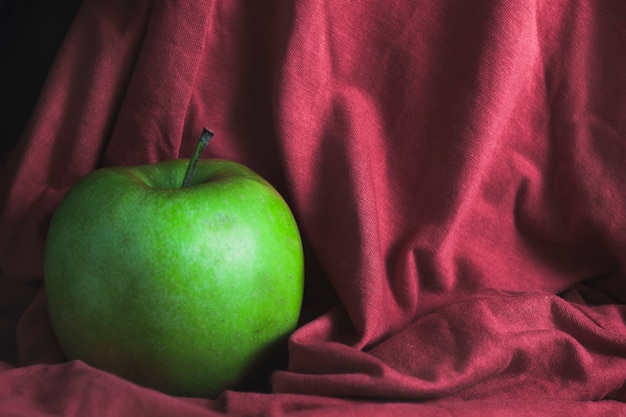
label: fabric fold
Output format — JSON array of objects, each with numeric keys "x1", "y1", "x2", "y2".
[{"x1": 1, "y1": 0, "x2": 626, "y2": 415}]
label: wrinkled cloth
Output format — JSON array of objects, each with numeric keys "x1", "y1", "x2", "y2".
[{"x1": 2, "y1": 1, "x2": 626, "y2": 415}]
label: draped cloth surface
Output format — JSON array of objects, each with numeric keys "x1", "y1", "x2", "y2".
[{"x1": 2, "y1": 1, "x2": 626, "y2": 415}]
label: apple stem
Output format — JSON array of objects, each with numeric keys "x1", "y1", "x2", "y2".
[{"x1": 181, "y1": 128, "x2": 214, "y2": 188}]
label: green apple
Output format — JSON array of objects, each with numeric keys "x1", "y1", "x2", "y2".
[{"x1": 43, "y1": 130, "x2": 304, "y2": 398}]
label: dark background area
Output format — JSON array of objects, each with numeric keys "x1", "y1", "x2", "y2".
[{"x1": 0, "y1": 0, "x2": 83, "y2": 159}]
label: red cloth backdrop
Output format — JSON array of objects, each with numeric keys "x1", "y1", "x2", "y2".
[{"x1": 2, "y1": 1, "x2": 626, "y2": 415}]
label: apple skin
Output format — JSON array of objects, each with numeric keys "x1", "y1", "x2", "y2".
[{"x1": 44, "y1": 159, "x2": 304, "y2": 398}]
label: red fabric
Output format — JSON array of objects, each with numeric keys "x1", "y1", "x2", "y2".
[{"x1": 2, "y1": 0, "x2": 626, "y2": 415}]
